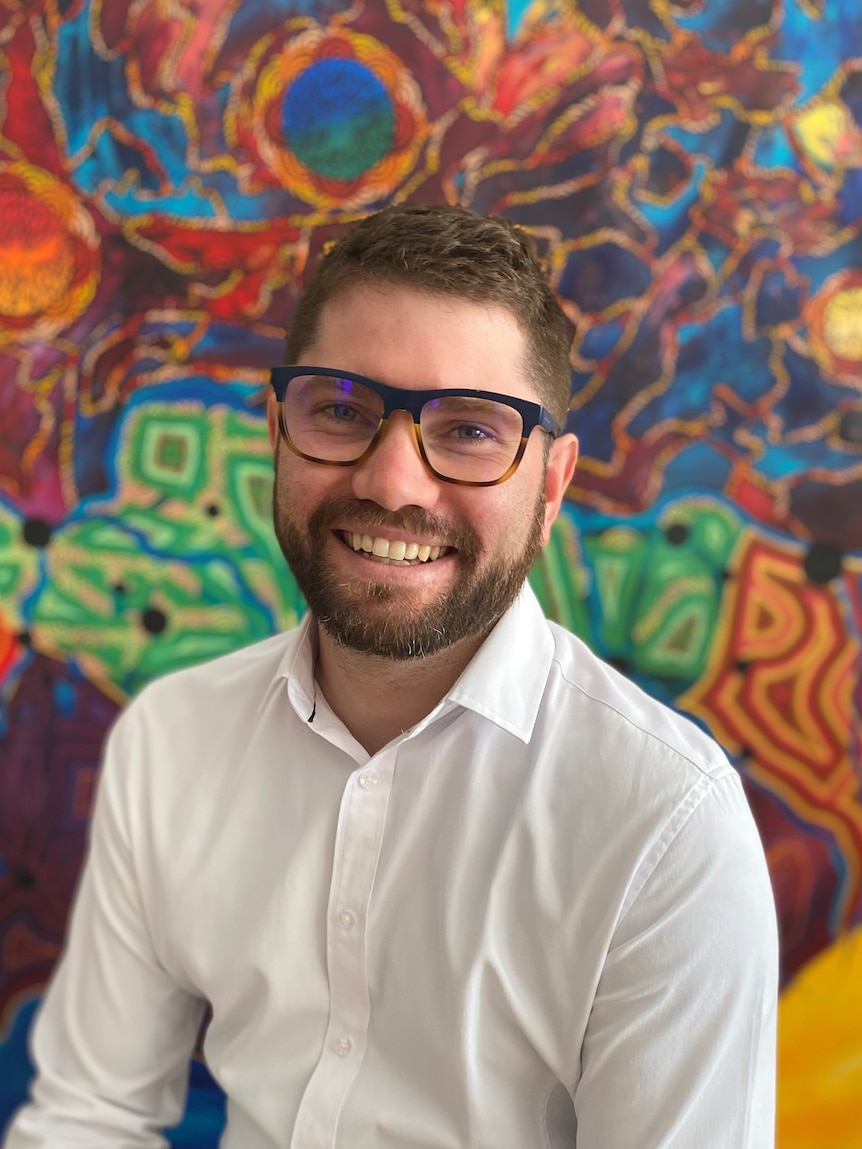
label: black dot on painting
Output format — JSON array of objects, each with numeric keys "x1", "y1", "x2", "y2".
[
  {"x1": 608, "y1": 656, "x2": 631, "y2": 676},
  {"x1": 840, "y1": 70, "x2": 862, "y2": 106},
  {"x1": 141, "y1": 607, "x2": 168, "y2": 636},
  {"x1": 113, "y1": 582, "x2": 128, "y2": 596},
  {"x1": 665, "y1": 523, "x2": 689, "y2": 546},
  {"x1": 720, "y1": 568, "x2": 734, "y2": 583},
  {"x1": 15, "y1": 869, "x2": 36, "y2": 889},
  {"x1": 838, "y1": 410, "x2": 862, "y2": 444},
  {"x1": 16, "y1": 630, "x2": 31, "y2": 646},
  {"x1": 22, "y1": 518, "x2": 52, "y2": 548},
  {"x1": 735, "y1": 660, "x2": 750, "y2": 675},
  {"x1": 205, "y1": 502, "x2": 220, "y2": 518},
  {"x1": 804, "y1": 543, "x2": 843, "y2": 585}
]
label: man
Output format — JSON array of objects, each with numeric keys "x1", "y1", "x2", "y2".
[{"x1": 4, "y1": 204, "x2": 777, "y2": 1148}]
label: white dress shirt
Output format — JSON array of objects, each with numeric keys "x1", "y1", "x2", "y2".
[{"x1": 4, "y1": 585, "x2": 777, "y2": 1149}]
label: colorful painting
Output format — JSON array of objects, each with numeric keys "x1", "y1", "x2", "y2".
[{"x1": 0, "y1": 0, "x2": 860, "y2": 1144}]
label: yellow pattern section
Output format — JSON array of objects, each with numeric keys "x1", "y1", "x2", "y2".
[{"x1": 777, "y1": 927, "x2": 862, "y2": 1146}]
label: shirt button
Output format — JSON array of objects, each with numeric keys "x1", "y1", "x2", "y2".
[
  {"x1": 334, "y1": 1035, "x2": 352, "y2": 1057},
  {"x1": 338, "y1": 909, "x2": 356, "y2": 931},
  {"x1": 358, "y1": 770, "x2": 379, "y2": 790}
]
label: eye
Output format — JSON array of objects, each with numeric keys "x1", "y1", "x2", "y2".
[
  {"x1": 453, "y1": 422, "x2": 494, "y2": 441},
  {"x1": 422, "y1": 395, "x2": 521, "y2": 450},
  {"x1": 312, "y1": 399, "x2": 378, "y2": 428},
  {"x1": 322, "y1": 402, "x2": 360, "y2": 422},
  {"x1": 428, "y1": 417, "x2": 505, "y2": 450}
]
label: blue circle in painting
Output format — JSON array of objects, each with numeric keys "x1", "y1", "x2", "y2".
[{"x1": 281, "y1": 58, "x2": 395, "y2": 181}]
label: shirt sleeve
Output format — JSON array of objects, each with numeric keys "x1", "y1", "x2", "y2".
[
  {"x1": 572, "y1": 770, "x2": 778, "y2": 1148},
  {"x1": 3, "y1": 710, "x2": 207, "y2": 1149}
]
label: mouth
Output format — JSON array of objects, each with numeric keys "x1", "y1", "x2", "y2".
[{"x1": 337, "y1": 530, "x2": 453, "y2": 566}]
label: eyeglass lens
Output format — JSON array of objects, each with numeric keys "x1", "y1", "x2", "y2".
[{"x1": 281, "y1": 374, "x2": 525, "y2": 483}]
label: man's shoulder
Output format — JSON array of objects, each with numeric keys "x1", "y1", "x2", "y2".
[
  {"x1": 132, "y1": 625, "x2": 302, "y2": 715},
  {"x1": 102, "y1": 625, "x2": 309, "y2": 793},
  {"x1": 542, "y1": 618, "x2": 732, "y2": 782}
]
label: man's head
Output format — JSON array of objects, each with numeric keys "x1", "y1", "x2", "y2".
[
  {"x1": 269, "y1": 204, "x2": 579, "y2": 662},
  {"x1": 286, "y1": 203, "x2": 573, "y2": 427}
]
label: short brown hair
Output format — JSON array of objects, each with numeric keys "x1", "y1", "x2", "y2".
[{"x1": 285, "y1": 203, "x2": 573, "y2": 426}]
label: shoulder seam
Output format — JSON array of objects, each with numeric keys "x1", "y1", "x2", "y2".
[{"x1": 549, "y1": 654, "x2": 733, "y2": 783}]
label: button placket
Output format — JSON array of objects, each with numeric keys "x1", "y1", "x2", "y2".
[{"x1": 289, "y1": 749, "x2": 398, "y2": 1148}]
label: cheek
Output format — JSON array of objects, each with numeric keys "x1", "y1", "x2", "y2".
[
  {"x1": 272, "y1": 460, "x2": 314, "y2": 531},
  {"x1": 471, "y1": 489, "x2": 539, "y2": 550},
  {"x1": 274, "y1": 455, "x2": 338, "y2": 509}
]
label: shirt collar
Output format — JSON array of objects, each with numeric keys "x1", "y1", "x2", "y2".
[
  {"x1": 262, "y1": 582, "x2": 553, "y2": 744},
  {"x1": 258, "y1": 610, "x2": 318, "y2": 723},
  {"x1": 447, "y1": 582, "x2": 553, "y2": 743}
]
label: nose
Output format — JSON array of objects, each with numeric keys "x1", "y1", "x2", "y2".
[{"x1": 350, "y1": 411, "x2": 440, "y2": 511}]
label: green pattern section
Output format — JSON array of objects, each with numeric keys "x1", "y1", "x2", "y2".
[
  {"x1": 135, "y1": 413, "x2": 206, "y2": 497},
  {"x1": 529, "y1": 514, "x2": 591, "y2": 639},
  {"x1": 31, "y1": 401, "x2": 306, "y2": 697},
  {"x1": 536, "y1": 500, "x2": 742, "y2": 689},
  {"x1": 660, "y1": 500, "x2": 740, "y2": 570},
  {"x1": 588, "y1": 526, "x2": 648, "y2": 650},
  {"x1": 635, "y1": 501, "x2": 741, "y2": 681},
  {"x1": 0, "y1": 504, "x2": 42, "y2": 632}
]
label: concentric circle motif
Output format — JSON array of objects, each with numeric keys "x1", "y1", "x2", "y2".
[
  {"x1": 281, "y1": 57, "x2": 394, "y2": 181},
  {"x1": 249, "y1": 28, "x2": 428, "y2": 209},
  {"x1": 805, "y1": 270, "x2": 862, "y2": 381},
  {"x1": 0, "y1": 163, "x2": 100, "y2": 343}
]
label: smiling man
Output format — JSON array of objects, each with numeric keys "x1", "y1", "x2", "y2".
[{"x1": 4, "y1": 204, "x2": 777, "y2": 1149}]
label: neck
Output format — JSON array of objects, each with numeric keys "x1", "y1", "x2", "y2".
[{"x1": 314, "y1": 626, "x2": 488, "y2": 756}]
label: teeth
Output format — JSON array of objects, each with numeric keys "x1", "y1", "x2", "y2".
[{"x1": 346, "y1": 533, "x2": 444, "y2": 562}]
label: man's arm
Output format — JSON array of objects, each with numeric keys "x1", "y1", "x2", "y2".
[
  {"x1": 3, "y1": 713, "x2": 207, "y2": 1148},
  {"x1": 573, "y1": 771, "x2": 778, "y2": 1147}
]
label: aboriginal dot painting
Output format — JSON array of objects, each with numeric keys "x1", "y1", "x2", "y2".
[{"x1": 0, "y1": 1, "x2": 860, "y2": 1144}]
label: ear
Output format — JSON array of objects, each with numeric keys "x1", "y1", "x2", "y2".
[
  {"x1": 266, "y1": 393, "x2": 280, "y2": 452},
  {"x1": 541, "y1": 432, "x2": 578, "y2": 545}
]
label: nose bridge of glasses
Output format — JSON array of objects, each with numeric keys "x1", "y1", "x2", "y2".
[
  {"x1": 374, "y1": 407, "x2": 425, "y2": 458},
  {"x1": 377, "y1": 383, "x2": 427, "y2": 428}
]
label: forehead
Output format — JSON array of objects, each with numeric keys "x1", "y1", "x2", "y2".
[{"x1": 302, "y1": 283, "x2": 537, "y2": 401}]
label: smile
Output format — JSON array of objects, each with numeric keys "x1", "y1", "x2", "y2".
[{"x1": 339, "y1": 531, "x2": 451, "y2": 565}]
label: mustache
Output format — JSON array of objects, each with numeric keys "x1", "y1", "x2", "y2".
[{"x1": 307, "y1": 496, "x2": 480, "y2": 556}]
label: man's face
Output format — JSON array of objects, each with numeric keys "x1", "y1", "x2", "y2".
[{"x1": 268, "y1": 283, "x2": 578, "y2": 660}]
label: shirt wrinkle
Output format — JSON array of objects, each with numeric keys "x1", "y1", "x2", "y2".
[
  {"x1": 614, "y1": 772, "x2": 719, "y2": 929},
  {"x1": 549, "y1": 655, "x2": 734, "y2": 784}
]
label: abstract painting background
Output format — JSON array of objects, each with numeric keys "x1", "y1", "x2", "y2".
[{"x1": 0, "y1": 1, "x2": 860, "y2": 1144}]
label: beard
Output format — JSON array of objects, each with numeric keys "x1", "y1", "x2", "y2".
[{"x1": 273, "y1": 486, "x2": 545, "y2": 661}]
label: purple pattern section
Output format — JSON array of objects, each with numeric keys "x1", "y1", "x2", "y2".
[{"x1": 0, "y1": 653, "x2": 120, "y2": 1024}]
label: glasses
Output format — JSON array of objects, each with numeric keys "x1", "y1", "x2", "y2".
[{"x1": 269, "y1": 367, "x2": 561, "y2": 487}]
